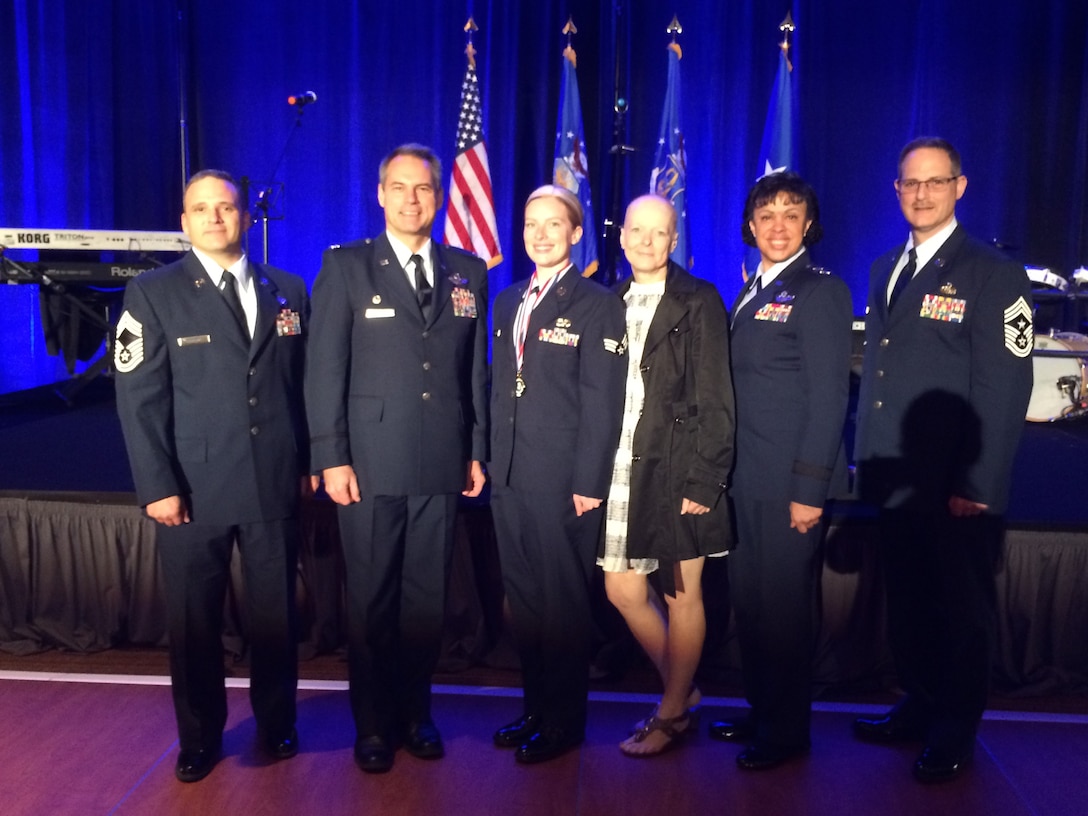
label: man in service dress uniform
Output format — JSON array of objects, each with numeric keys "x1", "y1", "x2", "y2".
[
  {"x1": 305, "y1": 144, "x2": 488, "y2": 774},
  {"x1": 115, "y1": 169, "x2": 309, "y2": 783},
  {"x1": 853, "y1": 137, "x2": 1033, "y2": 783}
]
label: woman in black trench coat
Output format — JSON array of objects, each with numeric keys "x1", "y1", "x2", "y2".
[{"x1": 599, "y1": 194, "x2": 735, "y2": 757}]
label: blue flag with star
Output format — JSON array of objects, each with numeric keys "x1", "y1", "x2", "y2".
[
  {"x1": 747, "y1": 40, "x2": 797, "y2": 275},
  {"x1": 553, "y1": 46, "x2": 598, "y2": 277},
  {"x1": 650, "y1": 43, "x2": 689, "y2": 268},
  {"x1": 757, "y1": 45, "x2": 795, "y2": 180}
]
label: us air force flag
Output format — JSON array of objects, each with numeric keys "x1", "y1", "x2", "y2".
[
  {"x1": 747, "y1": 14, "x2": 798, "y2": 276},
  {"x1": 650, "y1": 42, "x2": 689, "y2": 269},
  {"x1": 553, "y1": 43, "x2": 598, "y2": 277}
]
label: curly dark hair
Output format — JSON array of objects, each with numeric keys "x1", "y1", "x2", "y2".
[{"x1": 741, "y1": 171, "x2": 823, "y2": 248}]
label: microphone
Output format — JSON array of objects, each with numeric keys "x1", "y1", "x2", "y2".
[{"x1": 287, "y1": 91, "x2": 317, "y2": 107}]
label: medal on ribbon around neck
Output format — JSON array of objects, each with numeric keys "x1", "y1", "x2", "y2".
[{"x1": 515, "y1": 371, "x2": 526, "y2": 398}]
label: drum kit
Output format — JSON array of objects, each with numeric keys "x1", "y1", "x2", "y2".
[{"x1": 1026, "y1": 265, "x2": 1088, "y2": 422}]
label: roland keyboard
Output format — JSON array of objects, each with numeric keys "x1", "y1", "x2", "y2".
[
  {"x1": 1, "y1": 260, "x2": 160, "y2": 285},
  {"x1": 0, "y1": 227, "x2": 190, "y2": 253}
]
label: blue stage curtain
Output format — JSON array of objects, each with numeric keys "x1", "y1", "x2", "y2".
[{"x1": 2, "y1": 0, "x2": 1086, "y2": 392}]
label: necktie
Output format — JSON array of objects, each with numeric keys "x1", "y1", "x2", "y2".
[
  {"x1": 888, "y1": 248, "x2": 917, "y2": 312},
  {"x1": 219, "y1": 270, "x2": 249, "y2": 339},
  {"x1": 412, "y1": 254, "x2": 432, "y2": 321}
]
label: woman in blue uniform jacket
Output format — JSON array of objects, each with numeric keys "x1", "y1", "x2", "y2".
[
  {"x1": 709, "y1": 172, "x2": 853, "y2": 770},
  {"x1": 488, "y1": 185, "x2": 628, "y2": 764}
]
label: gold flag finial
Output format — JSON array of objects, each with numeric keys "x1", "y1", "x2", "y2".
[
  {"x1": 562, "y1": 17, "x2": 578, "y2": 66},
  {"x1": 463, "y1": 18, "x2": 479, "y2": 70},
  {"x1": 666, "y1": 14, "x2": 683, "y2": 57},
  {"x1": 778, "y1": 10, "x2": 795, "y2": 71}
]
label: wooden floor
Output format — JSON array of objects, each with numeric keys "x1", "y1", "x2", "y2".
[{"x1": 2, "y1": 670, "x2": 1087, "y2": 816}]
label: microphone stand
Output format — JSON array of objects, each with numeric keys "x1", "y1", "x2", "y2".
[{"x1": 244, "y1": 101, "x2": 313, "y2": 264}]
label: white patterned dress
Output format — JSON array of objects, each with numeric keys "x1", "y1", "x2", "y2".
[{"x1": 598, "y1": 280, "x2": 665, "y2": 574}]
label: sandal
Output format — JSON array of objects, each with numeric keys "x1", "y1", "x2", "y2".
[
  {"x1": 620, "y1": 710, "x2": 692, "y2": 758},
  {"x1": 630, "y1": 686, "x2": 702, "y2": 734}
]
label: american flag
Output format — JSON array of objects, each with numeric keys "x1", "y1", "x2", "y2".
[{"x1": 443, "y1": 57, "x2": 502, "y2": 268}]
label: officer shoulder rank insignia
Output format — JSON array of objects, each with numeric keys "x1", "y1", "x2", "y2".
[
  {"x1": 276, "y1": 308, "x2": 302, "y2": 336},
  {"x1": 1003, "y1": 296, "x2": 1033, "y2": 357},
  {"x1": 114, "y1": 310, "x2": 144, "y2": 373}
]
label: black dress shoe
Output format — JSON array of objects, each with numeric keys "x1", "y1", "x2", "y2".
[
  {"x1": 263, "y1": 727, "x2": 299, "y2": 760},
  {"x1": 912, "y1": 745, "x2": 972, "y2": 783},
  {"x1": 514, "y1": 728, "x2": 583, "y2": 764},
  {"x1": 853, "y1": 714, "x2": 928, "y2": 744},
  {"x1": 175, "y1": 745, "x2": 221, "y2": 783},
  {"x1": 403, "y1": 720, "x2": 444, "y2": 759},
  {"x1": 735, "y1": 742, "x2": 809, "y2": 771},
  {"x1": 707, "y1": 719, "x2": 755, "y2": 743},
  {"x1": 354, "y1": 735, "x2": 394, "y2": 774},
  {"x1": 493, "y1": 713, "x2": 542, "y2": 748}
]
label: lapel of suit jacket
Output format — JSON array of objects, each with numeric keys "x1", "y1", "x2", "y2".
[
  {"x1": 528, "y1": 265, "x2": 579, "y2": 334},
  {"x1": 184, "y1": 252, "x2": 249, "y2": 351},
  {"x1": 886, "y1": 226, "x2": 967, "y2": 327},
  {"x1": 641, "y1": 263, "x2": 693, "y2": 359},
  {"x1": 373, "y1": 232, "x2": 424, "y2": 323},
  {"x1": 429, "y1": 244, "x2": 456, "y2": 326},
  {"x1": 249, "y1": 264, "x2": 286, "y2": 360},
  {"x1": 734, "y1": 251, "x2": 808, "y2": 327},
  {"x1": 502, "y1": 281, "x2": 528, "y2": 370},
  {"x1": 873, "y1": 247, "x2": 902, "y2": 323}
]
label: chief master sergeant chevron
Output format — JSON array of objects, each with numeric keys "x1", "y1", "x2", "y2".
[
  {"x1": 853, "y1": 137, "x2": 1033, "y2": 784},
  {"x1": 114, "y1": 169, "x2": 309, "y2": 783}
]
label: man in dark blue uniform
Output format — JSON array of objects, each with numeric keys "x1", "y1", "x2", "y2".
[
  {"x1": 853, "y1": 137, "x2": 1033, "y2": 782},
  {"x1": 115, "y1": 169, "x2": 309, "y2": 782},
  {"x1": 305, "y1": 144, "x2": 488, "y2": 773},
  {"x1": 709, "y1": 172, "x2": 853, "y2": 770}
]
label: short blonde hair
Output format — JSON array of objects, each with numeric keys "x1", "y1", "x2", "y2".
[{"x1": 525, "y1": 185, "x2": 583, "y2": 229}]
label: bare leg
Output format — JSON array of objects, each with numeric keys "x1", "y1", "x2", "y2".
[
  {"x1": 604, "y1": 569, "x2": 668, "y2": 681},
  {"x1": 607, "y1": 559, "x2": 707, "y2": 756}
]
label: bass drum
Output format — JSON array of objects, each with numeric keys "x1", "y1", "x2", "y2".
[{"x1": 1027, "y1": 333, "x2": 1088, "y2": 421}]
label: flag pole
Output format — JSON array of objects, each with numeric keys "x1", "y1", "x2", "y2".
[
  {"x1": 553, "y1": 17, "x2": 600, "y2": 278},
  {"x1": 601, "y1": 1, "x2": 634, "y2": 285},
  {"x1": 442, "y1": 16, "x2": 503, "y2": 268}
]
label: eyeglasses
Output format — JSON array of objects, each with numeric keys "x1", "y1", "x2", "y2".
[{"x1": 895, "y1": 175, "x2": 960, "y2": 194}]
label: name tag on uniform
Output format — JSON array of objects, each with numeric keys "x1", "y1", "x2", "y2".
[
  {"x1": 919, "y1": 294, "x2": 966, "y2": 323},
  {"x1": 364, "y1": 308, "x2": 396, "y2": 319},
  {"x1": 451, "y1": 286, "x2": 478, "y2": 318},
  {"x1": 754, "y1": 303, "x2": 793, "y2": 322},
  {"x1": 276, "y1": 309, "x2": 302, "y2": 336},
  {"x1": 177, "y1": 335, "x2": 211, "y2": 347}
]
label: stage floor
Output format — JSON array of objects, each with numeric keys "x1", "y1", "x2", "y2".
[{"x1": 2, "y1": 670, "x2": 1087, "y2": 816}]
